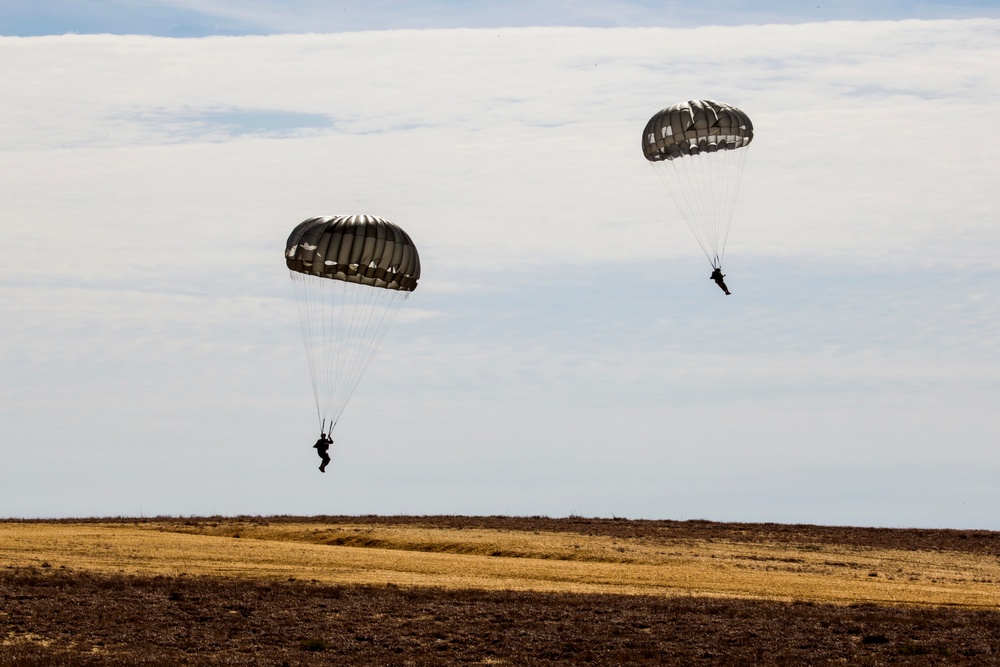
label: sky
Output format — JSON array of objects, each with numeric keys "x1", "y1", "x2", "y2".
[{"x1": 1, "y1": 2, "x2": 998, "y2": 529}]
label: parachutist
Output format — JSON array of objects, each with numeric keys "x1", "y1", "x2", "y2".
[
  {"x1": 710, "y1": 268, "x2": 731, "y2": 295},
  {"x1": 313, "y1": 433, "x2": 332, "y2": 472},
  {"x1": 643, "y1": 100, "x2": 752, "y2": 287}
]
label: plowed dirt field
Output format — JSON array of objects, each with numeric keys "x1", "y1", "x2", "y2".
[{"x1": 2, "y1": 516, "x2": 999, "y2": 665}]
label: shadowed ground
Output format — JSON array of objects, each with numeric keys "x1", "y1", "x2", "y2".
[
  {"x1": 2, "y1": 516, "x2": 1000, "y2": 665},
  {"x1": 3, "y1": 568, "x2": 999, "y2": 666}
]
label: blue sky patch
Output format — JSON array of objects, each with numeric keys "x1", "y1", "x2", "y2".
[
  {"x1": 138, "y1": 108, "x2": 334, "y2": 139},
  {"x1": 3, "y1": 0, "x2": 999, "y2": 37}
]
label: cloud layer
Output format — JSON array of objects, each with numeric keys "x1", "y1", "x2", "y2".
[{"x1": 1, "y1": 20, "x2": 998, "y2": 526}]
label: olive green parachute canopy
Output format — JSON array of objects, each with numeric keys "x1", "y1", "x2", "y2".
[
  {"x1": 641, "y1": 100, "x2": 753, "y2": 269},
  {"x1": 286, "y1": 215, "x2": 420, "y2": 431},
  {"x1": 642, "y1": 99, "x2": 753, "y2": 162},
  {"x1": 285, "y1": 215, "x2": 420, "y2": 292}
]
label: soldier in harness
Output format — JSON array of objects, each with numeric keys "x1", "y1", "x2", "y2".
[
  {"x1": 710, "y1": 267, "x2": 731, "y2": 295},
  {"x1": 313, "y1": 432, "x2": 332, "y2": 473}
]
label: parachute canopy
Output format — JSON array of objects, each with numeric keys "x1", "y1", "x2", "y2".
[
  {"x1": 285, "y1": 214, "x2": 420, "y2": 291},
  {"x1": 286, "y1": 215, "x2": 420, "y2": 431},
  {"x1": 642, "y1": 99, "x2": 753, "y2": 162},
  {"x1": 641, "y1": 100, "x2": 753, "y2": 269}
]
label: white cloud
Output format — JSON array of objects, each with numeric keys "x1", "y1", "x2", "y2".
[{"x1": 1, "y1": 20, "x2": 998, "y2": 526}]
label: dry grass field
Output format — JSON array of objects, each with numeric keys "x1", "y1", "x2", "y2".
[
  {"x1": 3, "y1": 517, "x2": 1000, "y2": 607},
  {"x1": 2, "y1": 516, "x2": 1000, "y2": 665}
]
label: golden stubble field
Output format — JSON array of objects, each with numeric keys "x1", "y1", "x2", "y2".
[{"x1": 2, "y1": 517, "x2": 998, "y2": 608}]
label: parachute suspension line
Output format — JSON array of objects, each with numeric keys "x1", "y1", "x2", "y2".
[
  {"x1": 691, "y1": 152, "x2": 720, "y2": 266},
  {"x1": 333, "y1": 286, "x2": 408, "y2": 428},
  {"x1": 693, "y1": 151, "x2": 724, "y2": 267},
  {"x1": 335, "y1": 278, "x2": 373, "y2": 420},
  {"x1": 292, "y1": 270, "x2": 342, "y2": 427},
  {"x1": 291, "y1": 271, "x2": 324, "y2": 423},
  {"x1": 328, "y1": 278, "x2": 402, "y2": 428},
  {"x1": 291, "y1": 270, "x2": 409, "y2": 431},
  {"x1": 650, "y1": 145, "x2": 750, "y2": 270},
  {"x1": 322, "y1": 275, "x2": 341, "y2": 426},
  {"x1": 716, "y1": 146, "x2": 749, "y2": 266},
  {"x1": 329, "y1": 277, "x2": 352, "y2": 427},
  {"x1": 649, "y1": 158, "x2": 714, "y2": 266}
]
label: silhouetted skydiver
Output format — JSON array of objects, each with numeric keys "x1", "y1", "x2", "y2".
[
  {"x1": 313, "y1": 433, "x2": 332, "y2": 472},
  {"x1": 710, "y1": 268, "x2": 731, "y2": 295}
]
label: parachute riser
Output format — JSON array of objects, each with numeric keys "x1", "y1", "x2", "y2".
[{"x1": 318, "y1": 416, "x2": 340, "y2": 436}]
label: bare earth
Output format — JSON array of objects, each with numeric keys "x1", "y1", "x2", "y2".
[{"x1": 2, "y1": 516, "x2": 999, "y2": 665}]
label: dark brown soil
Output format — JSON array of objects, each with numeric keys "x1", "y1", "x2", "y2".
[
  {"x1": 4, "y1": 516, "x2": 1000, "y2": 665},
  {"x1": 3, "y1": 568, "x2": 1000, "y2": 666}
]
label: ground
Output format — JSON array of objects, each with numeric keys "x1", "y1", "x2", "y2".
[{"x1": 2, "y1": 516, "x2": 999, "y2": 665}]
